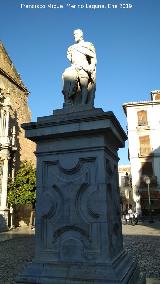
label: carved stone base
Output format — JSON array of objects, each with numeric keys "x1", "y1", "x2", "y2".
[
  {"x1": 18, "y1": 107, "x2": 145, "y2": 284},
  {"x1": 16, "y1": 250, "x2": 145, "y2": 283}
]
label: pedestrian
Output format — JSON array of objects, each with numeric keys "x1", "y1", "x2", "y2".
[{"x1": 128, "y1": 207, "x2": 133, "y2": 224}]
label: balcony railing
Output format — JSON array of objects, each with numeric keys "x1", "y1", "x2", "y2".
[
  {"x1": 138, "y1": 148, "x2": 153, "y2": 157},
  {"x1": 138, "y1": 121, "x2": 148, "y2": 126},
  {"x1": 140, "y1": 190, "x2": 160, "y2": 199}
]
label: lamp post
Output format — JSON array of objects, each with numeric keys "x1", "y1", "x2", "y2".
[{"x1": 145, "y1": 176, "x2": 153, "y2": 223}]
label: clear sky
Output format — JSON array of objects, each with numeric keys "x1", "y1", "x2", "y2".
[{"x1": 1, "y1": 0, "x2": 160, "y2": 164}]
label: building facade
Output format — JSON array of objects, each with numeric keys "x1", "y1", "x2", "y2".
[
  {"x1": 123, "y1": 90, "x2": 160, "y2": 215},
  {"x1": 118, "y1": 165, "x2": 132, "y2": 213},
  {"x1": 0, "y1": 42, "x2": 35, "y2": 230}
]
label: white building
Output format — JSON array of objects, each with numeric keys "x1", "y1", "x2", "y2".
[
  {"x1": 123, "y1": 90, "x2": 160, "y2": 214},
  {"x1": 0, "y1": 89, "x2": 16, "y2": 230}
]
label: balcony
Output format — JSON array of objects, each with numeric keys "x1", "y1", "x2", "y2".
[
  {"x1": 138, "y1": 148, "x2": 153, "y2": 157},
  {"x1": 140, "y1": 190, "x2": 160, "y2": 199},
  {"x1": 136, "y1": 124, "x2": 150, "y2": 131},
  {"x1": 137, "y1": 123, "x2": 150, "y2": 127}
]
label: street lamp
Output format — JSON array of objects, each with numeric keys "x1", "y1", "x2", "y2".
[{"x1": 145, "y1": 176, "x2": 153, "y2": 223}]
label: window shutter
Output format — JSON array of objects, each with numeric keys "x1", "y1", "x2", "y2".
[
  {"x1": 139, "y1": 135, "x2": 151, "y2": 156},
  {"x1": 137, "y1": 110, "x2": 148, "y2": 126},
  {"x1": 155, "y1": 93, "x2": 160, "y2": 100}
]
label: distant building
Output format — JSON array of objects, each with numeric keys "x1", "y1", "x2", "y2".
[
  {"x1": 123, "y1": 90, "x2": 160, "y2": 215},
  {"x1": 118, "y1": 165, "x2": 132, "y2": 212},
  {"x1": 0, "y1": 41, "x2": 35, "y2": 230}
]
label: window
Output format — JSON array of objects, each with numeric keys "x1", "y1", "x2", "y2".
[
  {"x1": 155, "y1": 93, "x2": 160, "y2": 100},
  {"x1": 139, "y1": 135, "x2": 151, "y2": 156},
  {"x1": 141, "y1": 162, "x2": 153, "y2": 176},
  {"x1": 140, "y1": 161, "x2": 157, "y2": 187},
  {"x1": 137, "y1": 110, "x2": 148, "y2": 126}
]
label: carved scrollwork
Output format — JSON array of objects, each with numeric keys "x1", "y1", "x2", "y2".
[
  {"x1": 87, "y1": 191, "x2": 100, "y2": 219},
  {"x1": 41, "y1": 157, "x2": 97, "y2": 254},
  {"x1": 75, "y1": 184, "x2": 105, "y2": 223},
  {"x1": 39, "y1": 191, "x2": 57, "y2": 218},
  {"x1": 53, "y1": 225, "x2": 89, "y2": 243},
  {"x1": 39, "y1": 185, "x2": 63, "y2": 221}
]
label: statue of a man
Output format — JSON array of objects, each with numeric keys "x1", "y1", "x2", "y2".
[{"x1": 62, "y1": 29, "x2": 97, "y2": 106}]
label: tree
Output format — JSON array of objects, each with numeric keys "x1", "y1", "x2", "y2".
[{"x1": 8, "y1": 161, "x2": 36, "y2": 205}]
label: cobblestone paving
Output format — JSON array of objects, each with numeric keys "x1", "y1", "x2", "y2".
[
  {"x1": 123, "y1": 221, "x2": 160, "y2": 281},
  {"x1": 0, "y1": 231, "x2": 35, "y2": 284},
  {"x1": 124, "y1": 234, "x2": 160, "y2": 279},
  {"x1": 0, "y1": 222, "x2": 159, "y2": 283}
]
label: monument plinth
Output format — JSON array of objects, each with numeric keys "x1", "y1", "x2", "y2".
[
  {"x1": 16, "y1": 108, "x2": 144, "y2": 283},
  {"x1": 16, "y1": 30, "x2": 145, "y2": 283}
]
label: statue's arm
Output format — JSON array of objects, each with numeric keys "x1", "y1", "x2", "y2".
[{"x1": 83, "y1": 43, "x2": 97, "y2": 73}]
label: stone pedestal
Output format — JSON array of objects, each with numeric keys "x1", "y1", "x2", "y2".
[{"x1": 17, "y1": 107, "x2": 145, "y2": 283}]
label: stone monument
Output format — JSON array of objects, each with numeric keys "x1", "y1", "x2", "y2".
[
  {"x1": 16, "y1": 30, "x2": 145, "y2": 283},
  {"x1": 62, "y1": 29, "x2": 96, "y2": 106}
]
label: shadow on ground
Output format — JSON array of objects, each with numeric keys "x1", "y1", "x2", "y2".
[
  {"x1": 0, "y1": 229, "x2": 160, "y2": 283},
  {"x1": 123, "y1": 234, "x2": 160, "y2": 279}
]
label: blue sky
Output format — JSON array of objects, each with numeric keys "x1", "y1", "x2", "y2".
[{"x1": 1, "y1": 0, "x2": 160, "y2": 164}]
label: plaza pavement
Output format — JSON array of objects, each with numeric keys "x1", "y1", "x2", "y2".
[
  {"x1": 0, "y1": 221, "x2": 159, "y2": 283},
  {"x1": 122, "y1": 221, "x2": 160, "y2": 284}
]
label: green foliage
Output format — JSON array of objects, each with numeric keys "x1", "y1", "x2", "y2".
[{"x1": 8, "y1": 161, "x2": 36, "y2": 205}]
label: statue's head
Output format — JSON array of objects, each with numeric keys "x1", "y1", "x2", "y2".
[{"x1": 73, "y1": 29, "x2": 83, "y2": 43}]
